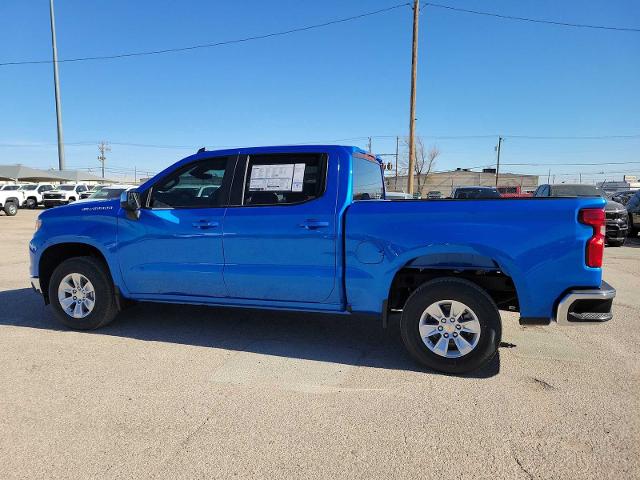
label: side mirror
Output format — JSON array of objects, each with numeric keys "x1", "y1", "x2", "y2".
[{"x1": 120, "y1": 191, "x2": 141, "y2": 216}]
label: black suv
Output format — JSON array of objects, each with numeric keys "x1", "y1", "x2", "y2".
[
  {"x1": 534, "y1": 184, "x2": 628, "y2": 246},
  {"x1": 626, "y1": 190, "x2": 640, "y2": 239}
]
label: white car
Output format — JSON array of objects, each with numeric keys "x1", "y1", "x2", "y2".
[
  {"x1": 42, "y1": 184, "x2": 89, "y2": 208},
  {"x1": 0, "y1": 189, "x2": 24, "y2": 216},
  {"x1": 18, "y1": 183, "x2": 55, "y2": 209},
  {"x1": 76, "y1": 185, "x2": 134, "y2": 203}
]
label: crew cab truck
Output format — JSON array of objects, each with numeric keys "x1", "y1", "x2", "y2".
[
  {"x1": 42, "y1": 184, "x2": 88, "y2": 208},
  {"x1": 29, "y1": 145, "x2": 615, "y2": 373},
  {"x1": 19, "y1": 183, "x2": 55, "y2": 208}
]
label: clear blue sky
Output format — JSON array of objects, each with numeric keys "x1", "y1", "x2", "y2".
[{"x1": 1, "y1": 0, "x2": 638, "y2": 183}]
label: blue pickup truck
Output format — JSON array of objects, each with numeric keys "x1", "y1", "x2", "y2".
[{"x1": 29, "y1": 145, "x2": 615, "y2": 373}]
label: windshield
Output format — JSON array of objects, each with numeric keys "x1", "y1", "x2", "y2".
[
  {"x1": 58, "y1": 185, "x2": 76, "y2": 191},
  {"x1": 2, "y1": 185, "x2": 20, "y2": 190},
  {"x1": 89, "y1": 188, "x2": 126, "y2": 199},
  {"x1": 551, "y1": 185, "x2": 604, "y2": 197},
  {"x1": 19, "y1": 184, "x2": 37, "y2": 191}
]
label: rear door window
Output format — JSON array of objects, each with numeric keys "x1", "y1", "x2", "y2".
[{"x1": 242, "y1": 153, "x2": 326, "y2": 206}]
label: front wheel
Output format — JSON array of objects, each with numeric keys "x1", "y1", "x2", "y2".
[
  {"x1": 400, "y1": 278, "x2": 501, "y2": 374},
  {"x1": 25, "y1": 198, "x2": 37, "y2": 209},
  {"x1": 48, "y1": 256, "x2": 119, "y2": 330},
  {"x1": 3, "y1": 202, "x2": 18, "y2": 216}
]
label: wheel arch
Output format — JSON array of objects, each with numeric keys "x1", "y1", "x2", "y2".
[
  {"x1": 38, "y1": 242, "x2": 114, "y2": 303},
  {"x1": 385, "y1": 248, "x2": 523, "y2": 317}
]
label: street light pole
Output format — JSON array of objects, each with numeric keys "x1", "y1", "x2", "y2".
[{"x1": 49, "y1": 0, "x2": 66, "y2": 171}]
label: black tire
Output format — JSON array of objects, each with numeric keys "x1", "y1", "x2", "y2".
[
  {"x1": 607, "y1": 238, "x2": 626, "y2": 247},
  {"x1": 3, "y1": 202, "x2": 18, "y2": 216},
  {"x1": 400, "y1": 277, "x2": 501, "y2": 374},
  {"x1": 25, "y1": 198, "x2": 37, "y2": 209},
  {"x1": 68, "y1": 197, "x2": 76, "y2": 203},
  {"x1": 48, "y1": 256, "x2": 119, "y2": 330}
]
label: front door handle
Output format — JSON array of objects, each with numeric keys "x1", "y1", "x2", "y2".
[
  {"x1": 192, "y1": 220, "x2": 219, "y2": 229},
  {"x1": 300, "y1": 220, "x2": 329, "y2": 230}
]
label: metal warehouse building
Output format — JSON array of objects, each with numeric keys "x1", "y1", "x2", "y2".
[{"x1": 385, "y1": 168, "x2": 539, "y2": 197}]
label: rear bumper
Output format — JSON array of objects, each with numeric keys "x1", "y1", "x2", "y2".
[{"x1": 555, "y1": 281, "x2": 615, "y2": 326}]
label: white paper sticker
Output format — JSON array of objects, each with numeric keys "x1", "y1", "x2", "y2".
[
  {"x1": 292, "y1": 163, "x2": 305, "y2": 192},
  {"x1": 249, "y1": 163, "x2": 303, "y2": 192}
]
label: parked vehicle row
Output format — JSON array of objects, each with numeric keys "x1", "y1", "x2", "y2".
[
  {"x1": 0, "y1": 182, "x2": 138, "y2": 215},
  {"x1": 534, "y1": 184, "x2": 631, "y2": 246}
]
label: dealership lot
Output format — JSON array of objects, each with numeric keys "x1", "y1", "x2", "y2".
[{"x1": 0, "y1": 209, "x2": 638, "y2": 479}]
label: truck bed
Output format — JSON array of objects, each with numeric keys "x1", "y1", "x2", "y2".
[{"x1": 344, "y1": 197, "x2": 606, "y2": 320}]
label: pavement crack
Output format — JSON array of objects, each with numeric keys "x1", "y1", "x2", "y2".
[
  {"x1": 512, "y1": 452, "x2": 534, "y2": 480},
  {"x1": 151, "y1": 414, "x2": 212, "y2": 478}
]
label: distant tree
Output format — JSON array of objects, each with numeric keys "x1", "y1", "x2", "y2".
[{"x1": 401, "y1": 137, "x2": 440, "y2": 192}]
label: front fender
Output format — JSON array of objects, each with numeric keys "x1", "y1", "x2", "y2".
[{"x1": 30, "y1": 204, "x2": 124, "y2": 291}]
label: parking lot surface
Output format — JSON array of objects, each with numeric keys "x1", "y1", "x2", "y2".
[{"x1": 0, "y1": 209, "x2": 638, "y2": 479}]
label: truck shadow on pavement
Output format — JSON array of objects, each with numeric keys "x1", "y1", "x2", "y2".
[{"x1": 0, "y1": 288, "x2": 500, "y2": 378}]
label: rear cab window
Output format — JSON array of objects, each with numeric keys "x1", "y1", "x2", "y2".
[{"x1": 352, "y1": 153, "x2": 384, "y2": 201}]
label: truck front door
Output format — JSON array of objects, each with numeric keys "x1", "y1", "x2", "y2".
[
  {"x1": 222, "y1": 152, "x2": 338, "y2": 303},
  {"x1": 117, "y1": 155, "x2": 235, "y2": 297}
]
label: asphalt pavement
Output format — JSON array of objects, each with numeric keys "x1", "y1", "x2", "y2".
[{"x1": 0, "y1": 209, "x2": 638, "y2": 479}]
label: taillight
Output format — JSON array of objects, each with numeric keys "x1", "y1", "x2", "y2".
[{"x1": 579, "y1": 208, "x2": 605, "y2": 268}]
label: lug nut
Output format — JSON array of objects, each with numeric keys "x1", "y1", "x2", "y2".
[
  {"x1": 444, "y1": 333, "x2": 449, "y2": 338},
  {"x1": 456, "y1": 325, "x2": 461, "y2": 330},
  {"x1": 453, "y1": 332, "x2": 458, "y2": 337},
  {"x1": 441, "y1": 319, "x2": 446, "y2": 323},
  {"x1": 438, "y1": 326, "x2": 443, "y2": 331},
  {"x1": 450, "y1": 318, "x2": 455, "y2": 322}
]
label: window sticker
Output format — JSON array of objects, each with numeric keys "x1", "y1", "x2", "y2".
[
  {"x1": 249, "y1": 163, "x2": 306, "y2": 192},
  {"x1": 292, "y1": 163, "x2": 305, "y2": 192}
]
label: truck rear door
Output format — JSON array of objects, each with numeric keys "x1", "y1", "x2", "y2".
[{"x1": 222, "y1": 152, "x2": 338, "y2": 303}]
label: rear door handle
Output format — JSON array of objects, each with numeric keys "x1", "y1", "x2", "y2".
[
  {"x1": 192, "y1": 220, "x2": 219, "y2": 229},
  {"x1": 300, "y1": 220, "x2": 329, "y2": 230}
]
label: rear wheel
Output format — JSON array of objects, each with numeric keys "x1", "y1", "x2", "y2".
[
  {"x1": 3, "y1": 202, "x2": 18, "y2": 216},
  {"x1": 25, "y1": 198, "x2": 37, "y2": 209},
  {"x1": 400, "y1": 278, "x2": 501, "y2": 374},
  {"x1": 49, "y1": 257, "x2": 119, "y2": 330}
]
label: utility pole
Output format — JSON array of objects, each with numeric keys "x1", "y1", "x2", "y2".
[
  {"x1": 49, "y1": 0, "x2": 65, "y2": 170},
  {"x1": 407, "y1": 0, "x2": 420, "y2": 195},
  {"x1": 579, "y1": 172, "x2": 582, "y2": 184},
  {"x1": 97, "y1": 141, "x2": 111, "y2": 180},
  {"x1": 367, "y1": 137, "x2": 372, "y2": 153},
  {"x1": 495, "y1": 136, "x2": 503, "y2": 187},
  {"x1": 134, "y1": 166, "x2": 137, "y2": 184},
  {"x1": 395, "y1": 136, "x2": 399, "y2": 188},
  {"x1": 547, "y1": 169, "x2": 551, "y2": 183}
]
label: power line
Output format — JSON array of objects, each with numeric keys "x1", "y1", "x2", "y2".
[
  {"x1": 0, "y1": 3, "x2": 410, "y2": 67},
  {"x1": 2, "y1": 133, "x2": 638, "y2": 149},
  {"x1": 422, "y1": 2, "x2": 640, "y2": 32},
  {"x1": 503, "y1": 161, "x2": 640, "y2": 166}
]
